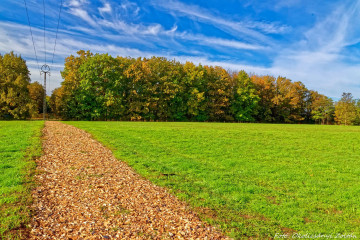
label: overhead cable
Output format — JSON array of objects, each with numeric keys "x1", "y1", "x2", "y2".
[
  {"x1": 23, "y1": 0, "x2": 41, "y2": 73},
  {"x1": 51, "y1": 0, "x2": 63, "y2": 67},
  {"x1": 43, "y1": 0, "x2": 46, "y2": 64}
]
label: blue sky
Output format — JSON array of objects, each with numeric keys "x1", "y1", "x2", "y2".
[{"x1": 1, "y1": 0, "x2": 360, "y2": 98}]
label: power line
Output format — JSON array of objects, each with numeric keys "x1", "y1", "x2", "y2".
[
  {"x1": 43, "y1": 0, "x2": 46, "y2": 64},
  {"x1": 23, "y1": 0, "x2": 41, "y2": 73},
  {"x1": 51, "y1": 0, "x2": 63, "y2": 67},
  {"x1": 24, "y1": 0, "x2": 63, "y2": 96}
]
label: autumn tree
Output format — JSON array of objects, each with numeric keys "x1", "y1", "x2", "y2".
[
  {"x1": 124, "y1": 57, "x2": 152, "y2": 121},
  {"x1": 205, "y1": 66, "x2": 233, "y2": 121},
  {"x1": 310, "y1": 91, "x2": 334, "y2": 124},
  {"x1": 28, "y1": 81, "x2": 44, "y2": 116},
  {"x1": 0, "y1": 52, "x2": 32, "y2": 119},
  {"x1": 182, "y1": 62, "x2": 207, "y2": 121},
  {"x1": 251, "y1": 75, "x2": 310, "y2": 123},
  {"x1": 49, "y1": 87, "x2": 65, "y2": 118},
  {"x1": 141, "y1": 57, "x2": 183, "y2": 121},
  {"x1": 335, "y1": 92, "x2": 356, "y2": 125},
  {"x1": 270, "y1": 77, "x2": 309, "y2": 123},
  {"x1": 288, "y1": 81, "x2": 309, "y2": 122},
  {"x1": 251, "y1": 75, "x2": 276, "y2": 122}
]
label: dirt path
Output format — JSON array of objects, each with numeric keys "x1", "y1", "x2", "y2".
[{"x1": 30, "y1": 121, "x2": 227, "y2": 239}]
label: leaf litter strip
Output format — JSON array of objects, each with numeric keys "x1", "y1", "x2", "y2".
[{"x1": 30, "y1": 121, "x2": 228, "y2": 239}]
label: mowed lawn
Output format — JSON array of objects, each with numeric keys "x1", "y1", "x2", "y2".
[
  {"x1": 0, "y1": 121, "x2": 43, "y2": 238},
  {"x1": 68, "y1": 121, "x2": 360, "y2": 239}
]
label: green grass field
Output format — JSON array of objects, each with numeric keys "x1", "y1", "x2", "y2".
[
  {"x1": 0, "y1": 121, "x2": 43, "y2": 238},
  {"x1": 68, "y1": 121, "x2": 360, "y2": 239}
]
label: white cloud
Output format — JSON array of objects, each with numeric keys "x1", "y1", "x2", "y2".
[
  {"x1": 143, "y1": 24, "x2": 162, "y2": 35},
  {"x1": 167, "y1": 25, "x2": 177, "y2": 34},
  {"x1": 69, "y1": 8, "x2": 97, "y2": 27},
  {"x1": 243, "y1": 21, "x2": 290, "y2": 34},
  {"x1": 99, "y1": 2, "x2": 111, "y2": 15},
  {"x1": 97, "y1": 18, "x2": 164, "y2": 36},
  {"x1": 120, "y1": 0, "x2": 140, "y2": 17},
  {"x1": 67, "y1": 0, "x2": 88, "y2": 8}
]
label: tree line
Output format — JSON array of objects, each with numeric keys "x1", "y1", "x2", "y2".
[{"x1": 1, "y1": 51, "x2": 359, "y2": 125}]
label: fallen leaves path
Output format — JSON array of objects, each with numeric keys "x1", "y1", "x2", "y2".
[{"x1": 30, "y1": 121, "x2": 228, "y2": 239}]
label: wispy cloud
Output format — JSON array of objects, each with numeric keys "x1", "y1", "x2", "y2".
[
  {"x1": 99, "y1": 2, "x2": 112, "y2": 15},
  {"x1": 67, "y1": 1, "x2": 164, "y2": 36},
  {"x1": 69, "y1": 8, "x2": 98, "y2": 27},
  {"x1": 67, "y1": 0, "x2": 88, "y2": 8},
  {"x1": 66, "y1": 0, "x2": 99, "y2": 27},
  {"x1": 175, "y1": 33, "x2": 265, "y2": 50},
  {"x1": 243, "y1": 21, "x2": 289, "y2": 34},
  {"x1": 119, "y1": 0, "x2": 140, "y2": 17},
  {"x1": 151, "y1": 0, "x2": 288, "y2": 45}
]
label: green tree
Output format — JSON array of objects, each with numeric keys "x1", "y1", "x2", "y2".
[
  {"x1": 231, "y1": 70, "x2": 259, "y2": 122},
  {"x1": 167, "y1": 61, "x2": 186, "y2": 121},
  {"x1": 335, "y1": 92, "x2": 356, "y2": 125},
  {"x1": 0, "y1": 52, "x2": 32, "y2": 119},
  {"x1": 354, "y1": 100, "x2": 360, "y2": 125},
  {"x1": 77, "y1": 53, "x2": 127, "y2": 120},
  {"x1": 60, "y1": 50, "x2": 94, "y2": 119}
]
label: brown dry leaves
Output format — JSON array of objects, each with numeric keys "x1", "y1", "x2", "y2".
[{"x1": 30, "y1": 122, "x2": 228, "y2": 239}]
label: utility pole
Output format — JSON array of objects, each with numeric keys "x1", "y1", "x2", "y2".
[{"x1": 41, "y1": 64, "x2": 50, "y2": 120}]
